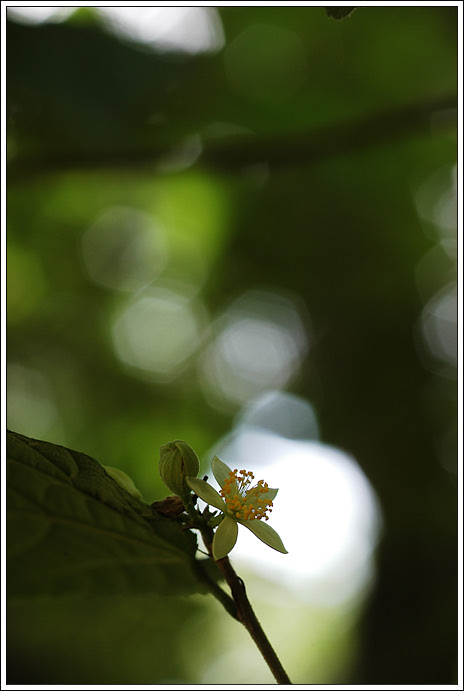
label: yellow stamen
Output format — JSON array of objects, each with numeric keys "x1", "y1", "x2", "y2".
[{"x1": 219, "y1": 468, "x2": 273, "y2": 521}]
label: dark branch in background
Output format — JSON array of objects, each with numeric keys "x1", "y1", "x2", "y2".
[
  {"x1": 7, "y1": 95, "x2": 456, "y2": 183},
  {"x1": 204, "y1": 95, "x2": 456, "y2": 169}
]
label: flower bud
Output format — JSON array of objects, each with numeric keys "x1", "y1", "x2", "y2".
[{"x1": 159, "y1": 440, "x2": 200, "y2": 496}]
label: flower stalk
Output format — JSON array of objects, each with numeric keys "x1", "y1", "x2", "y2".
[
  {"x1": 158, "y1": 443, "x2": 291, "y2": 684},
  {"x1": 196, "y1": 516, "x2": 292, "y2": 685}
]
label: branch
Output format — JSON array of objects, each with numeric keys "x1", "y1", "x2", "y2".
[
  {"x1": 7, "y1": 95, "x2": 456, "y2": 182},
  {"x1": 191, "y1": 555, "x2": 240, "y2": 622},
  {"x1": 204, "y1": 94, "x2": 456, "y2": 169},
  {"x1": 197, "y1": 520, "x2": 292, "y2": 685}
]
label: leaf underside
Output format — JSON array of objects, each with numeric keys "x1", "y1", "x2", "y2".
[{"x1": 7, "y1": 431, "x2": 218, "y2": 598}]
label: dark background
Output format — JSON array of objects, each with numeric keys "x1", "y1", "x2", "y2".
[{"x1": 7, "y1": 6, "x2": 457, "y2": 684}]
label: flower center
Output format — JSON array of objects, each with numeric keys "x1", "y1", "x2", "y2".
[{"x1": 220, "y1": 468, "x2": 273, "y2": 521}]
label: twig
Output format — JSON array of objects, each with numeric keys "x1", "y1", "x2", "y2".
[
  {"x1": 177, "y1": 485, "x2": 291, "y2": 683},
  {"x1": 191, "y1": 556, "x2": 239, "y2": 622},
  {"x1": 197, "y1": 520, "x2": 292, "y2": 685}
]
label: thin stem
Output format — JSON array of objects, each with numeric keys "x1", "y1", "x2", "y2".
[
  {"x1": 179, "y1": 493, "x2": 239, "y2": 620},
  {"x1": 178, "y1": 489, "x2": 291, "y2": 683},
  {"x1": 191, "y1": 556, "x2": 239, "y2": 622},
  {"x1": 215, "y1": 555, "x2": 292, "y2": 684},
  {"x1": 197, "y1": 520, "x2": 292, "y2": 685},
  {"x1": 179, "y1": 486, "x2": 199, "y2": 522}
]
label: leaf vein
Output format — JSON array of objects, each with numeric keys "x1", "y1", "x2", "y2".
[{"x1": 7, "y1": 508, "x2": 185, "y2": 558}]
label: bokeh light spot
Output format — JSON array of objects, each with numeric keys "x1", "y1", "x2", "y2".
[
  {"x1": 199, "y1": 290, "x2": 309, "y2": 407},
  {"x1": 234, "y1": 389, "x2": 319, "y2": 442},
  {"x1": 414, "y1": 164, "x2": 457, "y2": 374},
  {"x1": 7, "y1": 7, "x2": 74, "y2": 24},
  {"x1": 414, "y1": 163, "x2": 457, "y2": 254},
  {"x1": 420, "y1": 284, "x2": 457, "y2": 367},
  {"x1": 98, "y1": 7, "x2": 225, "y2": 54},
  {"x1": 7, "y1": 7, "x2": 225, "y2": 55},
  {"x1": 112, "y1": 284, "x2": 208, "y2": 382},
  {"x1": 208, "y1": 392, "x2": 382, "y2": 607},
  {"x1": 81, "y1": 206, "x2": 168, "y2": 293}
]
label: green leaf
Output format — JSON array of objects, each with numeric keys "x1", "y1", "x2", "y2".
[
  {"x1": 239, "y1": 519, "x2": 288, "y2": 554},
  {"x1": 103, "y1": 465, "x2": 144, "y2": 501},
  {"x1": 212, "y1": 516, "x2": 238, "y2": 560},
  {"x1": 186, "y1": 476, "x2": 226, "y2": 512},
  {"x1": 6, "y1": 431, "x2": 218, "y2": 598},
  {"x1": 325, "y1": 7, "x2": 357, "y2": 20}
]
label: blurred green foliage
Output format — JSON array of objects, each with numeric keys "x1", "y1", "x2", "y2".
[{"x1": 7, "y1": 6, "x2": 457, "y2": 684}]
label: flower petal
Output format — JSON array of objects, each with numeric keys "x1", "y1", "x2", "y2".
[
  {"x1": 244, "y1": 486, "x2": 278, "y2": 507},
  {"x1": 212, "y1": 515, "x2": 238, "y2": 560},
  {"x1": 211, "y1": 456, "x2": 233, "y2": 488},
  {"x1": 186, "y1": 477, "x2": 226, "y2": 511},
  {"x1": 263, "y1": 487, "x2": 279, "y2": 502},
  {"x1": 239, "y1": 519, "x2": 288, "y2": 554}
]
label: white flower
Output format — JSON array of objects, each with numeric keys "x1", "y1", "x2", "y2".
[{"x1": 187, "y1": 456, "x2": 287, "y2": 560}]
